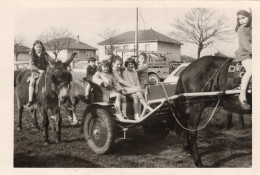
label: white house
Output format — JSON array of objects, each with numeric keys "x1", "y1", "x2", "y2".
[
  {"x1": 98, "y1": 29, "x2": 182, "y2": 62},
  {"x1": 44, "y1": 36, "x2": 97, "y2": 67},
  {"x1": 14, "y1": 44, "x2": 31, "y2": 61}
]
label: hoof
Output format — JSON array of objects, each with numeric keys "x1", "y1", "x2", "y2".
[{"x1": 43, "y1": 141, "x2": 50, "y2": 146}]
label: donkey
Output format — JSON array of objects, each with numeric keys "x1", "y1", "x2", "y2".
[{"x1": 16, "y1": 52, "x2": 77, "y2": 144}]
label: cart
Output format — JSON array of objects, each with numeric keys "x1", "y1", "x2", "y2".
[{"x1": 81, "y1": 82, "x2": 251, "y2": 154}]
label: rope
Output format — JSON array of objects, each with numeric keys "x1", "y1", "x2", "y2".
[{"x1": 159, "y1": 82, "x2": 221, "y2": 132}]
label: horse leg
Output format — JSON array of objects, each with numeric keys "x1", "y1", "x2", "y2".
[
  {"x1": 40, "y1": 106, "x2": 49, "y2": 145},
  {"x1": 54, "y1": 108, "x2": 62, "y2": 143},
  {"x1": 189, "y1": 103, "x2": 204, "y2": 167},
  {"x1": 17, "y1": 100, "x2": 24, "y2": 131},
  {"x1": 30, "y1": 108, "x2": 40, "y2": 130},
  {"x1": 226, "y1": 110, "x2": 233, "y2": 129},
  {"x1": 238, "y1": 113, "x2": 245, "y2": 128}
]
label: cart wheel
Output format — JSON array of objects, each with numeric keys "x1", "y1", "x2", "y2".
[
  {"x1": 84, "y1": 108, "x2": 115, "y2": 154},
  {"x1": 142, "y1": 121, "x2": 170, "y2": 139},
  {"x1": 149, "y1": 74, "x2": 160, "y2": 85}
]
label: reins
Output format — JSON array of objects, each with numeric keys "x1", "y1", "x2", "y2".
[{"x1": 160, "y1": 82, "x2": 221, "y2": 132}]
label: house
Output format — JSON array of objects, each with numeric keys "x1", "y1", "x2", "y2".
[
  {"x1": 14, "y1": 44, "x2": 31, "y2": 61},
  {"x1": 98, "y1": 29, "x2": 182, "y2": 61},
  {"x1": 44, "y1": 36, "x2": 97, "y2": 65}
]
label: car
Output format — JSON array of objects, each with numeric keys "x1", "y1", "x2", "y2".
[{"x1": 163, "y1": 63, "x2": 190, "y2": 84}]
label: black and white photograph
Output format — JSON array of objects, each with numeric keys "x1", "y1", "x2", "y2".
[{"x1": 1, "y1": 0, "x2": 260, "y2": 173}]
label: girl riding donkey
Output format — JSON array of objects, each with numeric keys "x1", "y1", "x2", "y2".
[
  {"x1": 25, "y1": 40, "x2": 55, "y2": 107},
  {"x1": 235, "y1": 8, "x2": 252, "y2": 110},
  {"x1": 92, "y1": 60, "x2": 127, "y2": 121}
]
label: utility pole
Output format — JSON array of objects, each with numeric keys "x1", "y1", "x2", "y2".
[{"x1": 135, "y1": 7, "x2": 139, "y2": 57}]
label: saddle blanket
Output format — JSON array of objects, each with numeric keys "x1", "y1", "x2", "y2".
[{"x1": 227, "y1": 61, "x2": 246, "y2": 89}]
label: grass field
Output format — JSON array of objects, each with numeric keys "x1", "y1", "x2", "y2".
[{"x1": 13, "y1": 88, "x2": 252, "y2": 168}]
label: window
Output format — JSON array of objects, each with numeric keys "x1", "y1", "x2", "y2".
[
  {"x1": 86, "y1": 51, "x2": 93, "y2": 57},
  {"x1": 145, "y1": 44, "x2": 151, "y2": 51},
  {"x1": 123, "y1": 45, "x2": 129, "y2": 53}
]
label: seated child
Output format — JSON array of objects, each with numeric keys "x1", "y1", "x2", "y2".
[
  {"x1": 26, "y1": 40, "x2": 55, "y2": 107},
  {"x1": 122, "y1": 57, "x2": 150, "y2": 120},
  {"x1": 92, "y1": 60, "x2": 127, "y2": 120},
  {"x1": 84, "y1": 57, "x2": 97, "y2": 99},
  {"x1": 136, "y1": 53, "x2": 149, "y2": 89}
]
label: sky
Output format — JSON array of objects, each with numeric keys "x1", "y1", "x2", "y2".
[{"x1": 15, "y1": 7, "x2": 239, "y2": 58}]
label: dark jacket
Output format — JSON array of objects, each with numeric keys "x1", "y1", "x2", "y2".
[
  {"x1": 30, "y1": 52, "x2": 53, "y2": 72},
  {"x1": 235, "y1": 25, "x2": 252, "y2": 61},
  {"x1": 85, "y1": 65, "x2": 97, "y2": 81}
]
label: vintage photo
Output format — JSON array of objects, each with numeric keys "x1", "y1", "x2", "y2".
[{"x1": 11, "y1": 3, "x2": 253, "y2": 169}]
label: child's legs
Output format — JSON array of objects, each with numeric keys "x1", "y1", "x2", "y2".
[
  {"x1": 121, "y1": 95, "x2": 127, "y2": 117},
  {"x1": 28, "y1": 76, "x2": 36, "y2": 101},
  {"x1": 84, "y1": 82, "x2": 91, "y2": 96},
  {"x1": 130, "y1": 94, "x2": 139, "y2": 116},
  {"x1": 114, "y1": 93, "x2": 122, "y2": 115},
  {"x1": 240, "y1": 59, "x2": 252, "y2": 100},
  {"x1": 136, "y1": 91, "x2": 147, "y2": 106}
]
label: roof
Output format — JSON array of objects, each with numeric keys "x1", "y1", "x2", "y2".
[
  {"x1": 44, "y1": 37, "x2": 97, "y2": 51},
  {"x1": 98, "y1": 29, "x2": 182, "y2": 45},
  {"x1": 14, "y1": 44, "x2": 30, "y2": 53}
]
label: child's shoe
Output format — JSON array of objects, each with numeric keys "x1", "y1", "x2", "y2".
[{"x1": 134, "y1": 114, "x2": 140, "y2": 120}]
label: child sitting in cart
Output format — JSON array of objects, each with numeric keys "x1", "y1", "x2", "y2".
[
  {"x1": 84, "y1": 57, "x2": 97, "y2": 100},
  {"x1": 136, "y1": 53, "x2": 149, "y2": 89},
  {"x1": 122, "y1": 57, "x2": 151, "y2": 120},
  {"x1": 92, "y1": 60, "x2": 127, "y2": 121}
]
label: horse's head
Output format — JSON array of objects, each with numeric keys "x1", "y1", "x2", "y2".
[{"x1": 47, "y1": 52, "x2": 77, "y2": 103}]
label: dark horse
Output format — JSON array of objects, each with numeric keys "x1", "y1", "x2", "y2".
[
  {"x1": 16, "y1": 52, "x2": 77, "y2": 144},
  {"x1": 174, "y1": 56, "x2": 251, "y2": 167}
]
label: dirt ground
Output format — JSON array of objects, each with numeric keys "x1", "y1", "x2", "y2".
[{"x1": 13, "y1": 89, "x2": 252, "y2": 168}]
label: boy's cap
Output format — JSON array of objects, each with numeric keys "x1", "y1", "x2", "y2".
[
  {"x1": 100, "y1": 60, "x2": 110, "y2": 66},
  {"x1": 88, "y1": 57, "x2": 96, "y2": 62}
]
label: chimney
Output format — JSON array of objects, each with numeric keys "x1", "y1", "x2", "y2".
[{"x1": 77, "y1": 35, "x2": 79, "y2": 43}]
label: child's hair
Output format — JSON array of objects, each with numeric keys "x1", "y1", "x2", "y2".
[
  {"x1": 100, "y1": 60, "x2": 112, "y2": 72},
  {"x1": 138, "y1": 53, "x2": 148, "y2": 63},
  {"x1": 235, "y1": 9, "x2": 252, "y2": 32},
  {"x1": 88, "y1": 57, "x2": 96, "y2": 63},
  {"x1": 112, "y1": 55, "x2": 123, "y2": 64},
  {"x1": 124, "y1": 57, "x2": 138, "y2": 69},
  {"x1": 31, "y1": 40, "x2": 45, "y2": 57}
]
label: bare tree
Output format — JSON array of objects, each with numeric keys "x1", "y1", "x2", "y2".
[
  {"x1": 14, "y1": 35, "x2": 29, "y2": 61},
  {"x1": 38, "y1": 27, "x2": 73, "y2": 60},
  {"x1": 99, "y1": 28, "x2": 118, "y2": 55},
  {"x1": 170, "y1": 8, "x2": 234, "y2": 59}
]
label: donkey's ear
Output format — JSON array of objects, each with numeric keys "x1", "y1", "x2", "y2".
[{"x1": 64, "y1": 52, "x2": 77, "y2": 66}]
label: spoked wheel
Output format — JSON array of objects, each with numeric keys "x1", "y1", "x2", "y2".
[
  {"x1": 142, "y1": 121, "x2": 170, "y2": 139},
  {"x1": 84, "y1": 108, "x2": 115, "y2": 154},
  {"x1": 148, "y1": 74, "x2": 160, "y2": 85}
]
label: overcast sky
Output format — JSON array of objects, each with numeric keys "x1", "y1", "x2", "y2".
[{"x1": 15, "y1": 7, "x2": 240, "y2": 58}]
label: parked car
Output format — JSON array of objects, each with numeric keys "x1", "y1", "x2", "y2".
[{"x1": 163, "y1": 63, "x2": 190, "y2": 84}]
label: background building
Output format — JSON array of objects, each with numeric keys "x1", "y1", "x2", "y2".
[{"x1": 98, "y1": 29, "x2": 182, "y2": 61}]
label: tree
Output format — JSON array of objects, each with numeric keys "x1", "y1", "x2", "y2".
[
  {"x1": 170, "y1": 8, "x2": 234, "y2": 59},
  {"x1": 14, "y1": 35, "x2": 29, "y2": 61},
  {"x1": 99, "y1": 28, "x2": 118, "y2": 55},
  {"x1": 38, "y1": 27, "x2": 73, "y2": 60}
]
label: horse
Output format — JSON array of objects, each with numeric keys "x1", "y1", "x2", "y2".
[
  {"x1": 16, "y1": 52, "x2": 77, "y2": 145},
  {"x1": 173, "y1": 56, "x2": 251, "y2": 167}
]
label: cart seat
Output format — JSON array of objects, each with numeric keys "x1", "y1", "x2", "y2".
[{"x1": 146, "y1": 83, "x2": 177, "y2": 101}]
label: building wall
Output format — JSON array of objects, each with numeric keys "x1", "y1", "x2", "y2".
[
  {"x1": 157, "y1": 42, "x2": 181, "y2": 61},
  {"x1": 99, "y1": 42, "x2": 158, "y2": 62},
  {"x1": 14, "y1": 52, "x2": 30, "y2": 61}
]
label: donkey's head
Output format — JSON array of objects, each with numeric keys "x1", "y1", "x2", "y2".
[{"x1": 47, "y1": 52, "x2": 77, "y2": 103}]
